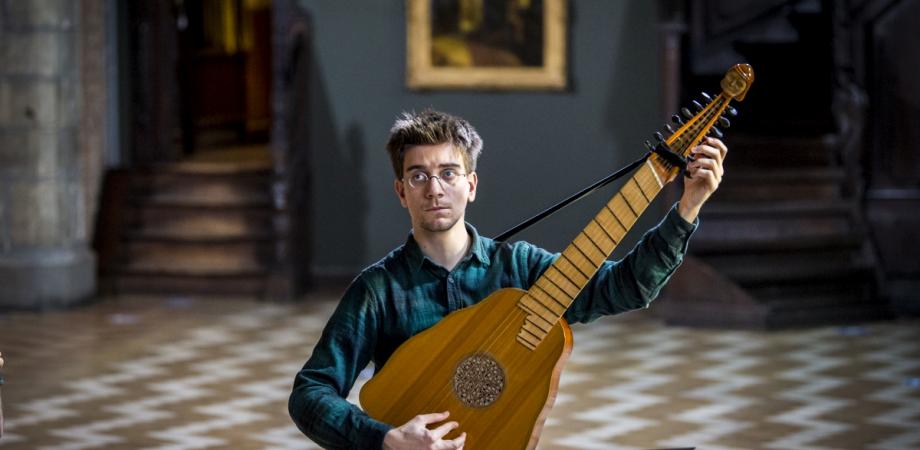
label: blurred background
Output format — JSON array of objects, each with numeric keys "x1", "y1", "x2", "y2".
[{"x1": 0, "y1": 0, "x2": 918, "y2": 449}]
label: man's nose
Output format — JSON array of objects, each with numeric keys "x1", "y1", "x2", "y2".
[{"x1": 424, "y1": 177, "x2": 446, "y2": 197}]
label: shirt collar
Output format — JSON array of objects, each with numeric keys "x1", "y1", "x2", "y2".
[{"x1": 404, "y1": 222, "x2": 491, "y2": 274}]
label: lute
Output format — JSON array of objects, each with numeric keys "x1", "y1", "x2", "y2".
[{"x1": 360, "y1": 64, "x2": 754, "y2": 449}]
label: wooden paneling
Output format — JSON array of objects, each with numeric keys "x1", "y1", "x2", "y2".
[{"x1": 855, "y1": 0, "x2": 920, "y2": 313}]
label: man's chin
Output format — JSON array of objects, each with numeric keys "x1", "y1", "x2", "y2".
[{"x1": 419, "y1": 217, "x2": 462, "y2": 233}]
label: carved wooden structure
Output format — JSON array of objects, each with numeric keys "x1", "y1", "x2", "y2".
[{"x1": 656, "y1": 0, "x2": 919, "y2": 326}]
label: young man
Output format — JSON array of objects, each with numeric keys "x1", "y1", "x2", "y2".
[{"x1": 289, "y1": 110, "x2": 727, "y2": 449}]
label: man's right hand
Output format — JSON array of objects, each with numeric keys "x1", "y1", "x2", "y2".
[{"x1": 382, "y1": 411, "x2": 466, "y2": 450}]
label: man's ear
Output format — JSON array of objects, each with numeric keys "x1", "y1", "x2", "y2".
[
  {"x1": 467, "y1": 172, "x2": 478, "y2": 202},
  {"x1": 394, "y1": 179, "x2": 408, "y2": 208}
]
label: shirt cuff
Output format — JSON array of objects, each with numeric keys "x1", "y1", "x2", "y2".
[
  {"x1": 658, "y1": 202, "x2": 698, "y2": 249},
  {"x1": 359, "y1": 417, "x2": 393, "y2": 450}
]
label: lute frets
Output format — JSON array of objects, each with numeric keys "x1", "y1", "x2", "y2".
[
  {"x1": 516, "y1": 94, "x2": 733, "y2": 350},
  {"x1": 516, "y1": 162, "x2": 665, "y2": 349}
]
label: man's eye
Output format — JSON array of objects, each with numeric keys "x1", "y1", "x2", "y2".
[
  {"x1": 441, "y1": 169, "x2": 456, "y2": 179},
  {"x1": 410, "y1": 172, "x2": 428, "y2": 182}
]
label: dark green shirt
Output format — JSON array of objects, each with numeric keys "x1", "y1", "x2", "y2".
[{"x1": 289, "y1": 204, "x2": 696, "y2": 449}]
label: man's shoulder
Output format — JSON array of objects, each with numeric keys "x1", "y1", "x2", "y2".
[
  {"x1": 495, "y1": 239, "x2": 552, "y2": 258},
  {"x1": 353, "y1": 244, "x2": 410, "y2": 285}
]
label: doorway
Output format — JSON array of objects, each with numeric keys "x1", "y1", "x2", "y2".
[{"x1": 176, "y1": 0, "x2": 272, "y2": 166}]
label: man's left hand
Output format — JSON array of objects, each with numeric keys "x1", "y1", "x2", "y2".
[{"x1": 677, "y1": 137, "x2": 727, "y2": 223}]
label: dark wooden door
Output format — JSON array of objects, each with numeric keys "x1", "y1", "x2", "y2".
[{"x1": 123, "y1": 0, "x2": 183, "y2": 165}]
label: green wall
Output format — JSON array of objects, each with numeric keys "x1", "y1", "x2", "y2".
[{"x1": 296, "y1": 1, "x2": 665, "y2": 277}]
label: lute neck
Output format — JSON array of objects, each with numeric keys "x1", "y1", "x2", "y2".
[{"x1": 515, "y1": 93, "x2": 733, "y2": 351}]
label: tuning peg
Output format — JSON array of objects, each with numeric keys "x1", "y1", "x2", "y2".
[
  {"x1": 719, "y1": 116, "x2": 731, "y2": 128},
  {"x1": 692, "y1": 100, "x2": 704, "y2": 111},
  {"x1": 654, "y1": 131, "x2": 665, "y2": 142},
  {"x1": 664, "y1": 124, "x2": 674, "y2": 133},
  {"x1": 644, "y1": 140, "x2": 654, "y2": 151},
  {"x1": 701, "y1": 92, "x2": 713, "y2": 102},
  {"x1": 681, "y1": 107, "x2": 693, "y2": 119},
  {"x1": 671, "y1": 114, "x2": 683, "y2": 125},
  {"x1": 710, "y1": 126, "x2": 723, "y2": 139},
  {"x1": 726, "y1": 106, "x2": 738, "y2": 116}
]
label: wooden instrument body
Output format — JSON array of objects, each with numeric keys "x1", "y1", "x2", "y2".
[{"x1": 360, "y1": 287, "x2": 573, "y2": 450}]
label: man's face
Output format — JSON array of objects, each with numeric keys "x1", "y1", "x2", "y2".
[{"x1": 394, "y1": 143, "x2": 478, "y2": 234}]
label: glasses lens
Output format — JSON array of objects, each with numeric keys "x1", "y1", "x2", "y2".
[
  {"x1": 439, "y1": 170, "x2": 458, "y2": 185},
  {"x1": 407, "y1": 171, "x2": 427, "y2": 188}
]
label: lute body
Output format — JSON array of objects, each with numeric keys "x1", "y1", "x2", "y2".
[
  {"x1": 360, "y1": 64, "x2": 754, "y2": 449},
  {"x1": 361, "y1": 288, "x2": 572, "y2": 449}
]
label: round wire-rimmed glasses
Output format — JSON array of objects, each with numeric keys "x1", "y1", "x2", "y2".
[{"x1": 403, "y1": 169, "x2": 468, "y2": 189}]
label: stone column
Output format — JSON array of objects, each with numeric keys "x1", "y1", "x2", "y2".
[{"x1": 0, "y1": 0, "x2": 96, "y2": 308}]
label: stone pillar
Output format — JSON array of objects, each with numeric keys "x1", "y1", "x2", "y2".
[{"x1": 0, "y1": 0, "x2": 96, "y2": 308}]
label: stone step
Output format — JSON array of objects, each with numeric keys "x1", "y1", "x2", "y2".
[
  {"x1": 123, "y1": 207, "x2": 275, "y2": 241},
  {"x1": 691, "y1": 232, "x2": 863, "y2": 255},
  {"x1": 128, "y1": 176, "x2": 273, "y2": 208},
  {"x1": 724, "y1": 133, "x2": 835, "y2": 166},
  {"x1": 702, "y1": 199, "x2": 852, "y2": 216},
  {"x1": 702, "y1": 250, "x2": 873, "y2": 286},
  {"x1": 118, "y1": 241, "x2": 272, "y2": 276},
  {"x1": 694, "y1": 203, "x2": 857, "y2": 248},
  {"x1": 715, "y1": 167, "x2": 845, "y2": 201},
  {"x1": 154, "y1": 159, "x2": 273, "y2": 176}
]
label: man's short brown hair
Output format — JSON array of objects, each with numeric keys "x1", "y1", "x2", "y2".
[{"x1": 385, "y1": 109, "x2": 483, "y2": 179}]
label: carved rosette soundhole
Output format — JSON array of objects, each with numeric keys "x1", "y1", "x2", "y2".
[{"x1": 452, "y1": 353, "x2": 505, "y2": 408}]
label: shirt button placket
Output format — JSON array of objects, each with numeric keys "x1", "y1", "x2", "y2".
[{"x1": 446, "y1": 275, "x2": 457, "y2": 311}]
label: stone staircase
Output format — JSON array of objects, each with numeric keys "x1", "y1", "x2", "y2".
[
  {"x1": 663, "y1": 133, "x2": 885, "y2": 328},
  {"x1": 97, "y1": 158, "x2": 279, "y2": 297},
  {"x1": 660, "y1": 3, "x2": 888, "y2": 328}
]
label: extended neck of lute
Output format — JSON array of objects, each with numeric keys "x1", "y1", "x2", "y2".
[
  {"x1": 515, "y1": 93, "x2": 732, "y2": 351},
  {"x1": 515, "y1": 159, "x2": 669, "y2": 349}
]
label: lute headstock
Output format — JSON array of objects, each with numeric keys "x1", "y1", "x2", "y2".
[{"x1": 647, "y1": 64, "x2": 755, "y2": 180}]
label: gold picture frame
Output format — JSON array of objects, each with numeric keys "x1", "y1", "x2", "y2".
[{"x1": 407, "y1": 0, "x2": 567, "y2": 90}]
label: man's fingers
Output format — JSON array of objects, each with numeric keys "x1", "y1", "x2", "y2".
[
  {"x1": 690, "y1": 157, "x2": 723, "y2": 178},
  {"x1": 704, "y1": 137, "x2": 728, "y2": 159},
  {"x1": 686, "y1": 165, "x2": 720, "y2": 185},
  {"x1": 691, "y1": 144, "x2": 722, "y2": 164},
  {"x1": 693, "y1": 168, "x2": 719, "y2": 187},
  {"x1": 692, "y1": 137, "x2": 728, "y2": 163},
  {"x1": 436, "y1": 432, "x2": 467, "y2": 450},
  {"x1": 430, "y1": 420, "x2": 459, "y2": 440},
  {"x1": 413, "y1": 411, "x2": 450, "y2": 425}
]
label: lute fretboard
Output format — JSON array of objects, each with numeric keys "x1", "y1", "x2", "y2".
[{"x1": 516, "y1": 91, "x2": 738, "y2": 350}]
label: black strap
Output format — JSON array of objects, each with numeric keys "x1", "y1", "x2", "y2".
[{"x1": 494, "y1": 152, "x2": 653, "y2": 242}]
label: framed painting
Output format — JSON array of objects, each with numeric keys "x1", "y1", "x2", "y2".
[{"x1": 407, "y1": 0, "x2": 567, "y2": 90}]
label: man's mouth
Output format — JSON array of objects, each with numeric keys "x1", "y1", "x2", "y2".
[{"x1": 426, "y1": 206, "x2": 450, "y2": 212}]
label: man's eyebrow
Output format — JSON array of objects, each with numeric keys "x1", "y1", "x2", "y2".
[{"x1": 405, "y1": 162, "x2": 463, "y2": 172}]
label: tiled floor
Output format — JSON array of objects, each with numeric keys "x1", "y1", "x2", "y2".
[{"x1": 0, "y1": 294, "x2": 917, "y2": 450}]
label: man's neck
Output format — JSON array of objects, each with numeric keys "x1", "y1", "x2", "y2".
[{"x1": 413, "y1": 222, "x2": 471, "y2": 272}]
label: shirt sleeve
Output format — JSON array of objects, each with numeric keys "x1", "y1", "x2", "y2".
[
  {"x1": 518, "y1": 203, "x2": 697, "y2": 324},
  {"x1": 566, "y1": 202, "x2": 697, "y2": 322},
  {"x1": 288, "y1": 277, "x2": 393, "y2": 449}
]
